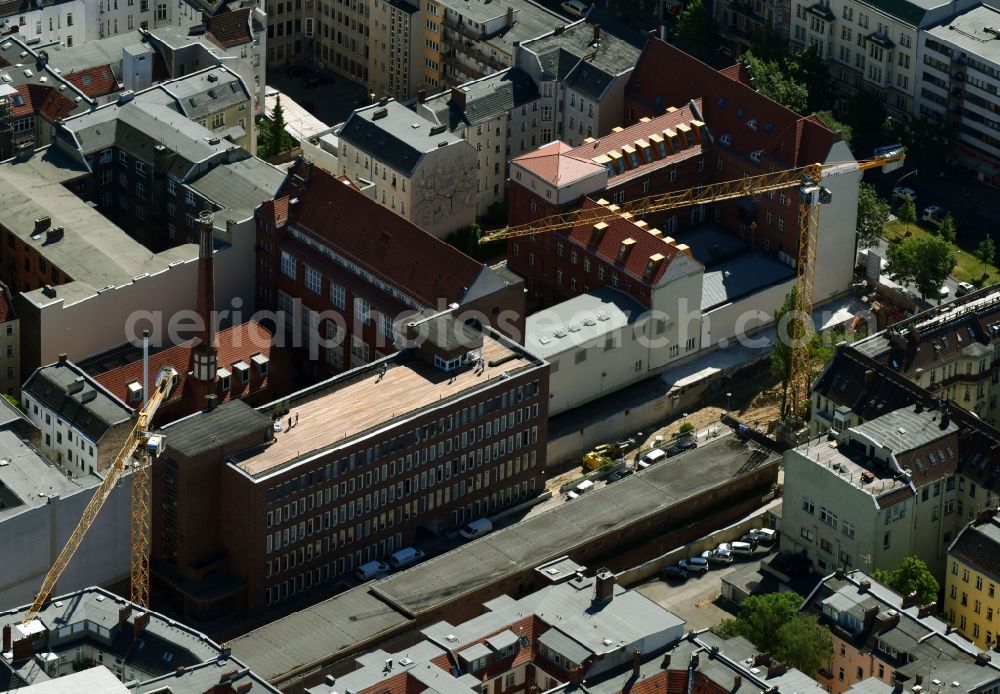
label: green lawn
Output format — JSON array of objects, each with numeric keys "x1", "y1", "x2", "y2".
[{"x1": 883, "y1": 219, "x2": 998, "y2": 285}]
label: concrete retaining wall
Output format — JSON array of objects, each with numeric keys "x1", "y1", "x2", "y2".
[{"x1": 615, "y1": 507, "x2": 776, "y2": 587}]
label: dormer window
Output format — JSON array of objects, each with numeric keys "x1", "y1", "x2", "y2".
[
  {"x1": 217, "y1": 367, "x2": 231, "y2": 391},
  {"x1": 645, "y1": 253, "x2": 664, "y2": 279},
  {"x1": 127, "y1": 381, "x2": 143, "y2": 403},
  {"x1": 590, "y1": 222, "x2": 608, "y2": 246},
  {"x1": 623, "y1": 145, "x2": 638, "y2": 168},
  {"x1": 651, "y1": 134, "x2": 666, "y2": 158},
  {"x1": 665, "y1": 129, "x2": 681, "y2": 152},
  {"x1": 617, "y1": 238, "x2": 636, "y2": 262},
  {"x1": 233, "y1": 360, "x2": 250, "y2": 384},
  {"x1": 251, "y1": 353, "x2": 269, "y2": 377}
]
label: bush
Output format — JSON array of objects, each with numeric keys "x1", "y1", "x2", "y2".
[{"x1": 679, "y1": 421, "x2": 695, "y2": 435}]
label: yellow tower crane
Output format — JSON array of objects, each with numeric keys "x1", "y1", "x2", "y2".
[
  {"x1": 482, "y1": 147, "x2": 906, "y2": 422},
  {"x1": 22, "y1": 365, "x2": 178, "y2": 625}
]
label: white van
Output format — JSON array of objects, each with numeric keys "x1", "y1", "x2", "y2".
[
  {"x1": 637, "y1": 448, "x2": 666, "y2": 469},
  {"x1": 459, "y1": 518, "x2": 493, "y2": 540},
  {"x1": 355, "y1": 560, "x2": 390, "y2": 581},
  {"x1": 719, "y1": 541, "x2": 754, "y2": 556},
  {"x1": 560, "y1": 0, "x2": 588, "y2": 17},
  {"x1": 388, "y1": 546, "x2": 426, "y2": 570}
]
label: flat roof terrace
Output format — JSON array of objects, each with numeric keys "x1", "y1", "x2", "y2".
[{"x1": 233, "y1": 335, "x2": 533, "y2": 479}]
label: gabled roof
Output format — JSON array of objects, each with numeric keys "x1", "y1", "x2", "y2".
[
  {"x1": 262, "y1": 161, "x2": 492, "y2": 307},
  {"x1": 627, "y1": 40, "x2": 838, "y2": 168},
  {"x1": 94, "y1": 321, "x2": 279, "y2": 411},
  {"x1": 513, "y1": 141, "x2": 605, "y2": 187},
  {"x1": 421, "y1": 69, "x2": 539, "y2": 131},
  {"x1": 63, "y1": 65, "x2": 119, "y2": 98},
  {"x1": 950, "y1": 516, "x2": 1000, "y2": 584},
  {"x1": 206, "y1": 8, "x2": 253, "y2": 48}
]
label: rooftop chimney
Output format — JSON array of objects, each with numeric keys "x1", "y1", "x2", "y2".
[
  {"x1": 118, "y1": 604, "x2": 133, "y2": 627},
  {"x1": 190, "y1": 211, "x2": 218, "y2": 392},
  {"x1": 418, "y1": 89, "x2": 427, "y2": 104},
  {"x1": 2, "y1": 624, "x2": 9, "y2": 652},
  {"x1": 205, "y1": 394, "x2": 218, "y2": 411},
  {"x1": 46, "y1": 226, "x2": 64, "y2": 243},
  {"x1": 34, "y1": 216, "x2": 51, "y2": 235},
  {"x1": 902, "y1": 591, "x2": 919, "y2": 608},
  {"x1": 593, "y1": 568, "x2": 615, "y2": 605},
  {"x1": 860, "y1": 579, "x2": 872, "y2": 591},
  {"x1": 57, "y1": 353, "x2": 68, "y2": 364},
  {"x1": 661, "y1": 653, "x2": 671, "y2": 669},
  {"x1": 133, "y1": 611, "x2": 150, "y2": 637},
  {"x1": 592, "y1": 23, "x2": 601, "y2": 43},
  {"x1": 733, "y1": 676, "x2": 742, "y2": 691},
  {"x1": 916, "y1": 674, "x2": 924, "y2": 686},
  {"x1": 632, "y1": 650, "x2": 641, "y2": 679},
  {"x1": 450, "y1": 87, "x2": 467, "y2": 110}
]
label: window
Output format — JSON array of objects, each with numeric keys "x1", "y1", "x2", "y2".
[
  {"x1": 211, "y1": 112, "x2": 225, "y2": 129},
  {"x1": 186, "y1": 190, "x2": 196, "y2": 207},
  {"x1": 801, "y1": 527, "x2": 815, "y2": 541},
  {"x1": 802, "y1": 496, "x2": 815, "y2": 514},
  {"x1": 354, "y1": 297, "x2": 371, "y2": 325},
  {"x1": 330, "y1": 283, "x2": 345, "y2": 309},
  {"x1": 820, "y1": 507, "x2": 838, "y2": 529},
  {"x1": 280, "y1": 251, "x2": 296, "y2": 279},
  {"x1": 167, "y1": 179, "x2": 177, "y2": 196},
  {"x1": 304, "y1": 265, "x2": 321, "y2": 294}
]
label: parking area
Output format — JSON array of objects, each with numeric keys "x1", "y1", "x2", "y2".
[{"x1": 635, "y1": 550, "x2": 772, "y2": 631}]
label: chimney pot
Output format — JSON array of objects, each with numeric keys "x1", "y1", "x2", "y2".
[{"x1": 57, "y1": 353, "x2": 68, "y2": 364}]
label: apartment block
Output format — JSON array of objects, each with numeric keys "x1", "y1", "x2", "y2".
[
  {"x1": 787, "y1": 0, "x2": 977, "y2": 118},
  {"x1": 514, "y1": 22, "x2": 643, "y2": 148},
  {"x1": 368, "y1": 0, "x2": 421, "y2": 101},
  {"x1": 0, "y1": 283, "x2": 18, "y2": 397},
  {"x1": 804, "y1": 570, "x2": 1000, "y2": 694},
  {"x1": 256, "y1": 159, "x2": 524, "y2": 376},
  {"x1": 0, "y1": 586, "x2": 278, "y2": 691},
  {"x1": 715, "y1": 0, "x2": 791, "y2": 57},
  {"x1": 840, "y1": 287, "x2": 1000, "y2": 429},
  {"x1": 152, "y1": 316, "x2": 549, "y2": 619},
  {"x1": 626, "y1": 39, "x2": 859, "y2": 309},
  {"x1": 417, "y1": 70, "x2": 539, "y2": 216},
  {"x1": 945, "y1": 513, "x2": 1000, "y2": 649},
  {"x1": 917, "y1": 6, "x2": 1000, "y2": 187},
  {"x1": 333, "y1": 99, "x2": 478, "y2": 236},
  {"x1": 21, "y1": 355, "x2": 132, "y2": 475}
]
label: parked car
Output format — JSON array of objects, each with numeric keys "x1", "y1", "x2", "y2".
[
  {"x1": 739, "y1": 533, "x2": 761, "y2": 549},
  {"x1": 606, "y1": 467, "x2": 634, "y2": 484},
  {"x1": 560, "y1": 0, "x2": 588, "y2": 17},
  {"x1": 893, "y1": 186, "x2": 917, "y2": 202},
  {"x1": 679, "y1": 557, "x2": 710, "y2": 574},
  {"x1": 956, "y1": 281, "x2": 975, "y2": 297},
  {"x1": 938, "y1": 284, "x2": 950, "y2": 300},
  {"x1": 637, "y1": 448, "x2": 666, "y2": 469},
  {"x1": 355, "y1": 560, "x2": 390, "y2": 581},
  {"x1": 661, "y1": 565, "x2": 688, "y2": 581},
  {"x1": 718, "y1": 541, "x2": 755, "y2": 556},
  {"x1": 459, "y1": 518, "x2": 493, "y2": 540},
  {"x1": 566, "y1": 479, "x2": 595, "y2": 500},
  {"x1": 666, "y1": 437, "x2": 697, "y2": 457},
  {"x1": 921, "y1": 205, "x2": 949, "y2": 226},
  {"x1": 388, "y1": 547, "x2": 426, "y2": 570},
  {"x1": 748, "y1": 528, "x2": 778, "y2": 546},
  {"x1": 702, "y1": 548, "x2": 735, "y2": 564}
]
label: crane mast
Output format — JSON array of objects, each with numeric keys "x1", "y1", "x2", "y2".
[
  {"x1": 23, "y1": 366, "x2": 177, "y2": 624},
  {"x1": 484, "y1": 149, "x2": 906, "y2": 422}
]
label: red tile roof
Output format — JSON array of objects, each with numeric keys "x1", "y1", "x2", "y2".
[
  {"x1": 35, "y1": 85, "x2": 77, "y2": 122},
  {"x1": 94, "y1": 321, "x2": 279, "y2": 412},
  {"x1": 206, "y1": 8, "x2": 253, "y2": 48},
  {"x1": 263, "y1": 162, "x2": 485, "y2": 307},
  {"x1": 11, "y1": 85, "x2": 32, "y2": 117},
  {"x1": 565, "y1": 198, "x2": 684, "y2": 286},
  {"x1": 63, "y1": 65, "x2": 118, "y2": 98},
  {"x1": 627, "y1": 40, "x2": 837, "y2": 168},
  {"x1": 513, "y1": 141, "x2": 605, "y2": 187}
]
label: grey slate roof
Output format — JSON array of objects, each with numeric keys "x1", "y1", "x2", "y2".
[
  {"x1": 950, "y1": 516, "x2": 1000, "y2": 584},
  {"x1": 43, "y1": 30, "x2": 147, "y2": 74},
  {"x1": 186, "y1": 157, "x2": 286, "y2": 222},
  {"x1": 851, "y1": 404, "x2": 958, "y2": 453},
  {"x1": 701, "y1": 251, "x2": 796, "y2": 311},
  {"x1": 22, "y1": 360, "x2": 132, "y2": 443},
  {"x1": 339, "y1": 100, "x2": 468, "y2": 176},
  {"x1": 422, "y1": 69, "x2": 539, "y2": 132},
  {"x1": 162, "y1": 66, "x2": 249, "y2": 121},
  {"x1": 520, "y1": 21, "x2": 642, "y2": 101},
  {"x1": 161, "y1": 399, "x2": 272, "y2": 459}
]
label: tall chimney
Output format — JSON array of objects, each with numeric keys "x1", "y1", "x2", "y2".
[
  {"x1": 450, "y1": 87, "x2": 467, "y2": 110},
  {"x1": 190, "y1": 211, "x2": 218, "y2": 392},
  {"x1": 2, "y1": 624, "x2": 10, "y2": 652},
  {"x1": 632, "y1": 650, "x2": 641, "y2": 679},
  {"x1": 593, "y1": 568, "x2": 615, "y2": 605},
  {"x1": 593, "y1": 23, "x2": 601, "y2": 43}
]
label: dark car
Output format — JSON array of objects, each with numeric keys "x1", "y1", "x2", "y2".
[
  {"x1": 666, "y1": 437, "x2": 697, "y2": 457},
  {"x1": 661, "y1": 565, "x2": 688, "y2": 581},
  {"x1": 738, "y1": 534, "x2": 760, "y2": 550},
  {"x1": 607, "y1": 467, "x2": 634, "y2": 484}
]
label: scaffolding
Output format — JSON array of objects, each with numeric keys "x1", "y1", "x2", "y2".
[{"x1": 0, "y1": 83, "x2": 34, "y2": 160}]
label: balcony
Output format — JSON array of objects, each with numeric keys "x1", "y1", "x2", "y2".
[
  {"x1": 806, "y1": 3, "x2": 834, "y2": 21},
  {"x1": 443, "y1": 15, "x2": 483, "y2": 42}
]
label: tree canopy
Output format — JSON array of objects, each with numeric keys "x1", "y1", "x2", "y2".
[
  {"x1": 936, "y1": 213, "x2": 957, "y2": 244},
  {"x1": 855, "y1": 182, "x2": 889, "y2": 250},
  {"x1": 886, "y1": 234, "x2": 956, "y2": 300},
  {"x1": 742, "y1": 51, "x2": 808, "y2": 113},
  {"x1": 873, "y1": 556, "x2": 939, "y2": 605},
  {"x1": 675, "y1": 0, "x2": 716, "y2": 48},
  {"x1": 977, "y1": 236, "x2": 996, "y2": 280},
  {"x1": 714, "y1": 593, "x2": 830, "y2": 677},
  {"x1": 897, "y1": 199, "x2": 917, "y2": 231},
  {"x1": 256, "y1": 95, "x2": 297, "y2": 159}
]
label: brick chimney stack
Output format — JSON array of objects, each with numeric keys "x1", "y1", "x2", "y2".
[{"x1": 190, "y1": 211, "x2": 218, "y2": 394}]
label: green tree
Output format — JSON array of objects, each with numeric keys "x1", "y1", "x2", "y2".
[
  {"x1": 742, "y1": 51, "x2": 807, "y2": 113},
  {"x1": 977, "y1": 236, "x2": 996, "y2": 279},
  {"x1": 886, "y1": 234, "x2": 956, "y2": 300},
  {"x1": 735, "y1": 592, "x2": 803, "y2": 646},
  {"x1": 897, "y1": 198, "x2": 917, "y2": 232},
  {"x1": 774, "y1": 614, "x2": 832, "y2": 678},
  {"x1": 271, "y1": 94, "x2": 289, "y2": 154},
  {"x1": 855, "y1": 182, "x2": 889, "y2": 250},
  {"x1": 936, "y1": 213, "x2": 957, "y2": 244},
  {"x1": 845, "y1": 89, "x2": 885, "y2": 136},
  {"x1": 771, "y1": 288, "x2": 808, "y2": 415},
  {"x1": 873, "y1": 556, "x2": 939, "y2": 605},
  {"x1": 814, "y1": 111, "x2": 853, "y2": 146},
  {"x1": 675, "y1": 0, "x2": 716, "y2": 48}
]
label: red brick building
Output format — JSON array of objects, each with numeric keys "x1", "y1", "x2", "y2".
[
  {"x1": 256, "y1": 159, "x2": 527, "y2": 375},
  {"x1": 508, "y1": 40, "x2": 852, "y2": 312},
  {"x1": 152, "y1": 314, "x2": 549, "y2": 619}
]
